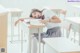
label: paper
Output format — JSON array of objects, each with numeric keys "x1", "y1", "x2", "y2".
[{"x1": 30, "y1": 19, "x2": 44, "y2": 25}]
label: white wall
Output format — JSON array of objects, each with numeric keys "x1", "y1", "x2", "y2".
[{"x1": 0, "y1": 0, "x2": 80, "y2": 17}]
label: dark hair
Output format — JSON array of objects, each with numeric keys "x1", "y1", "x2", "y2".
[{"x1": 30, "y1": 9, "x2": 42, "y2": 17}]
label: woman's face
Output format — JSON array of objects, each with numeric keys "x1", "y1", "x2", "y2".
[{"x1": 32, "y1": 12, "x2": 42, "y2": 19}]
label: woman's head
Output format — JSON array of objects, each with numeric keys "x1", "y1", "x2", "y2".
[{"x1": 30, "y1": 9, "x2": 43, "y2": 19}]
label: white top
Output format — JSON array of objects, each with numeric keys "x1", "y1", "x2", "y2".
[
  {"x1": 43, "y1": 37, "x2": 80, "y2": 53},
  {"x1": 42, "y1": 9, "x2": 60, "y2": 29}
]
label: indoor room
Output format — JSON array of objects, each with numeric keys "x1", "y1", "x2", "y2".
[{"x1": 0, "y1": 0, "x2": 80, "y2": 53}]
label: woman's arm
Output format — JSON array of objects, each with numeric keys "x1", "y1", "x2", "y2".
[
  {"x1": 40, "y1": 16, "x2": 61, "y2": 24},
  {"x1": 49, "y1": 16, "x2": 61, "y2": 23},
  {"x1": 15, "y1": 18, "x2": 28, "y2": 26}
]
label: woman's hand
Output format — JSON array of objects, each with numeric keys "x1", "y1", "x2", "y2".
[
  {"x1": 40, "y1": 20, "x2": 49, "y2": 24},
  {"x1": 15, "y1": 18, "x2": 24, "y2": 26}
]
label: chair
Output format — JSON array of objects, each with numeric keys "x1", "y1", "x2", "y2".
[
  {"x1": 42, "y1": 9, "x2": 72, "y2": 53},
  {"x1": 8, "y1": 8, "x2": 22, "y2": 42}
]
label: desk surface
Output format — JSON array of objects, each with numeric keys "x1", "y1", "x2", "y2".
[
  {"x1": 7, "y1": 8, "x2": 22, "y2": 12},
  {"x1": 21, "y1": 22, "x2": 45, "y2": 32},
  {"x1": 0, "y1": 6, "x2": 8, "y2": 13},
  {"x1": 65, "y1": 17, "x2": 80, "y2": 24},
  {"x1": 28, "y1": 24, "x2": 45, "y2": 28},
  {"x1": 43, "y1": 37, "x2": 80, "y2": 53},
  {"x1": 22, "y1": 20, "x2": 45, "y2": 28}
]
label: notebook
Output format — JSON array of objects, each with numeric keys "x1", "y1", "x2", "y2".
[{"x1": 30, "y1": 19, "x2": 44, "y2": 25}]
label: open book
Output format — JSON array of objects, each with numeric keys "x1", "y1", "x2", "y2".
[{"x1": 24, "y1": 19, "x2": 44, "y2": 25}]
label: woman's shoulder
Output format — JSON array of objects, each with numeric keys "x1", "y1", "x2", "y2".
[{"x1": 42, "y1": 9, "x2": 53, "y2": 14}]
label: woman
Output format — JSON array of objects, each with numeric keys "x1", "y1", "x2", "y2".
[
  {"x1": 15, "y1": 8, "x2": 61, "y2": 53},
  {"x1": 30, "y1": 9, "x2": 61, "y2": 37},
  {"x1": 15, "y1": 9, "x2": 61, "y2": 37}
]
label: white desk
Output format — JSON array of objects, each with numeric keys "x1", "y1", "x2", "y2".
[
  {"x1": 8, "y1": 8, "x2": 22, "y2": 17},
  {"x1": 65, "y1": 17, "x2": 80, "y2": 45},
  {"x1": 21, "y1": 21, "x2": 45, "y2": 53},
  {"x1": 7, "y1": 8, "x2": 22, "y2": 42},
  {"x1": 43, "y1": 37, "x2": 80, "y2": 53}
]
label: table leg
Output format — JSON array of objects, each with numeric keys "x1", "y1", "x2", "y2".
[
  {"x1": 18, "y1": 17, "x2": 20, "y2": 41},
  {"x1": 66, "y1": 30, "x2": 70, "y2": 38},
  {"x1": 43, "y1": 43, "x2": 44, "y2": 53},
  {"x1": 11, "y1": 17, "x2": 14, "y2": 42},
  {"x1": 74, "y1": 32, "x2": 76, "y2": 43},
  {"x1": 66, "y1": 24, "x2": 71, "y2": 38},
  {"x1": 79, "y1": 32, "x2": 80, "y2": 45},
  {"x1": 62, "y1": 28, "x2": 64, "y2": 37},
  {"x1": 21, "y1": 30, "x2": 23, "y2": 53},
  {"x1": 38, "y1": 28, "x2": 41, "y2": 53},
  {"x1": 17, "y1": 14, "x2": 22, "y2": 40},
  {"x1": 27, "y1": 32, "x2": 32, "y2": 53}
]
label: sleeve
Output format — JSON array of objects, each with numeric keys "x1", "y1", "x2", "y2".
[{"x1": 42, "y1": 9, "x2": 56, "y2": 19}]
